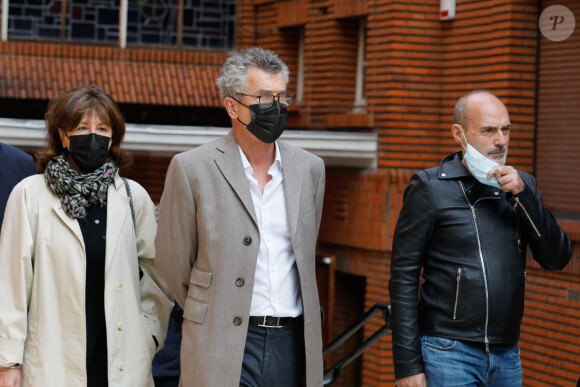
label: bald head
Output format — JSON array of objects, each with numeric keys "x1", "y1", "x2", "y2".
[{"x1": 453, "y1": 90, "x2": 504, "y2": 129}]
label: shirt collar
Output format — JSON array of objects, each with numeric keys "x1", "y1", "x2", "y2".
[{"x1": 238, "y1": 141, "x2": 282, "y2": 176}]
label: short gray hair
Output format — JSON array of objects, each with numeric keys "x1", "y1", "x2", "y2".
[
  {"x1": 216, "y1": 47, "x2": 290, "y2": 100},
  {"x1": 453, "y1": 89, "x2": 497, "y2": 128}
]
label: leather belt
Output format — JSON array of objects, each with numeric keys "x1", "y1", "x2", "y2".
[{"x1": 249, "y1": 315, "x2": 297, "y2": 328}]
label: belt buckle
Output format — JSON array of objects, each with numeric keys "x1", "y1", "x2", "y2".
[{"x1": 258, "y1": 316, "x2": 282, "y2": 329}]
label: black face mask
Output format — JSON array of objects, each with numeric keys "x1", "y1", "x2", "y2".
[
  {"x1": 66, "y1": 133, "x2": 111, "y2": 173},
  {"x1": 236, "y1": 99, "x2": 288, "y2": 143}
]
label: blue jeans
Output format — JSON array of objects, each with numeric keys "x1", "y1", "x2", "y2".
[{"x1": 421, "y1": 336, "x2": 522, "y2": 387}]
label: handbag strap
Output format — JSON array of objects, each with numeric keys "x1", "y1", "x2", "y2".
[
  {"x1": 122, "y1": 177, "x2": 136, "y2": 232},
  {"x1": 122, "y1": 177, "x2": 143, "y2": 280}
]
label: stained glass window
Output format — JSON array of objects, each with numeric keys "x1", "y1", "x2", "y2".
[{"x1": 8, "y1": 0, "x2": 235, "y2": 49}]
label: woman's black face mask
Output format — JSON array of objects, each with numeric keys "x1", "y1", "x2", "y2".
[
  {"x1": 236, "y1": 99, "x2": 288, "y2": 144},
  {"x1": 66, "y1": 133, "x2": 111, "y2": 173}
]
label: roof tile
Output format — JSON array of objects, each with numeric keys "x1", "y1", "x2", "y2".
[{"x1": 0, "y1": 41, "x2": 226, "y2": 107}]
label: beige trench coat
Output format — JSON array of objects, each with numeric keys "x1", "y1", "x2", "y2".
[
  {"x1": 155, "y1": 131, "x2": 326, "y2": 386},
  {"x1": 0, "y1": 173, "x2": 172, "y2": 386}
]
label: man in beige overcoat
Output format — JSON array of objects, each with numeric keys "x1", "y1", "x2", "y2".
[{"x1": 155, "y1": 47, "x2": 326, "y2": 386}]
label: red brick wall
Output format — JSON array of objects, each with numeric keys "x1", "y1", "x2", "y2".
[
  {"x1": 519, "y1": 268, "x2": 580, "y2": 386},
  {"x1": 243, "y1": 1, "x2": 580, "y2": 386},
  {"x1": 243, "y1": 0, "x2": 537, "y2": 170},
  {"x1": 438, "y1": 0, "x2": 539, "y2": 173},
  {"x1": 122, "y1": 155, "x2": 172, "y2": 204},
  {"x1": 536, "y1": 0, "x2": 580, "y2": 214}
]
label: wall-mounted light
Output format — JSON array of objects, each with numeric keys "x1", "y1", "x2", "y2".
[{"x1": 440, "y1": 0, "x2": 456, "y2": 21}]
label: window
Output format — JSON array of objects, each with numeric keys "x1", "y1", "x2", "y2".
[
  {"x1": 8, "y1": 0, "x2": 121, "y2": 42},
  {"x1": 5, "y1": 0, "x2": 235, "y2": 49},
  {"x1": 126, "y1": 0, "x2": 235, "y2": 48},
  {"x1": 353, "y1": 18, "x2": 366, "y2": 111},
  {"x1": 296, "y1": 28, "x2": 305, "y2": 105},
  {"x1": 126, "y1": 0, "x2": 177, "y2": 45},
  {"x1": 9, "y1": 0, "x2": 68, "y2": 40}
]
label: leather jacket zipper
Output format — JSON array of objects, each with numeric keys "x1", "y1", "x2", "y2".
[
  {"x1": 453, "y1": 267, "x2": 462, "y2": 320},
  {"x1": 516, "y1": 211, "x2": 522, "y2": 254},
  {"x1": 513, "y1": 197, "x2": 541, "y2": 238},
  {"x1": 460, "y1": 181, "x2": 493, "y2": 352}
]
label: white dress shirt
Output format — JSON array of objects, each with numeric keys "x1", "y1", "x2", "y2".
[{"x1": 238, "y1": 143, "x2": 303, "y2": 318}]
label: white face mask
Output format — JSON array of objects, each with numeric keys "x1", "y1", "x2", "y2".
[{"x1": 460, "y1": 127, "x2": 503, "y2": 190}]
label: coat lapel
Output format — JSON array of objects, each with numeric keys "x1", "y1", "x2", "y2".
[
  {"x1": 280, "y1": 142, "x2": 303, "y2": 240},
  {"x1": 213, "y1": 131, "x2": 258, "y2": 227},
  {"x1": 53, "y1": 205, "x2": 84, "y2": 247}
]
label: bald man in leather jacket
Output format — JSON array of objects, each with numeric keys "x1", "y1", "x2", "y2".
[{"x1": 389, "y1": 90, "x2": 572, "y2": 387}]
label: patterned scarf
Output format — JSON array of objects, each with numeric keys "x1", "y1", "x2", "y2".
[{"x1": 45, "y1": 154, "x2": 117, "y2": 219}]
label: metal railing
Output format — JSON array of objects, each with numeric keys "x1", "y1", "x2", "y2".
[{"x1": 323, "y1": 303, "x2": 391, "y2": 386}]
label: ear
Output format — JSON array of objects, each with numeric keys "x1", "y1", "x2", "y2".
[
  {"x1": 224, "y1": 97, "x2": 238, "y2": 120},
  {"x1": 58, "y1": 128, "x2": 69, "y2": 150},
  {"x1": 451, "y1": 124, "x2": 465, "y2": 145}
]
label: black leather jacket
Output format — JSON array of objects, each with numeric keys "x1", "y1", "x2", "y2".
[{"x1": 388, "y1": 152, "x2": 572, "y2": 379}]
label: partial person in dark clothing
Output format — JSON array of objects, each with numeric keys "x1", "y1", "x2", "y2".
[
  {"x1": 0, "y1": 86, "x2": 172, "y2": 387},
  {"x1": 0, "y1": 142, "x2": 37, "y2": 226},
  {"x1": 389, "y1": 90, "x2": 572, "y2": 387},
  {"x1": 152, "y1": 304, "x2": 183, "y2": 387}
]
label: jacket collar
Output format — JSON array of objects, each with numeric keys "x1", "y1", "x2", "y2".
[
  {"x1": 439, "y1": 151, "x2": 506, "y2": 200},
  {"x1": 438, "y1": 151, "x2": 470, "y2": 180}
]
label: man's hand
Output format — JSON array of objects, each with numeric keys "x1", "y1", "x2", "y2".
[
  {"x1": 489, "y1": 165, "x2": 524, "y2": 195},
  {"x1": 396, "y1": 372, "x2": 427, "y2": 387},
  {"x1": 0, "y1": 368, "x2": 21, "y2": 387}
]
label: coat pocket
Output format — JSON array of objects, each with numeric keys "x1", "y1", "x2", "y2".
[
  {"x1": 190, "y1": 267, "x2": 212, "y2": 288},
  {"x1": 183, "y1": 298, "x2": 208, "y2": 324},
  {"x1": 139, "y1": 312, "x2": 157, "y2": 359}
]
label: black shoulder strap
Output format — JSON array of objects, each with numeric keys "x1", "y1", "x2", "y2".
[
  {"x1": 122, "y1": 177, "x2": 136, "y2": 232},
  {"x1": 122, "y1": 177, "x2": 143, "y2": 280}
]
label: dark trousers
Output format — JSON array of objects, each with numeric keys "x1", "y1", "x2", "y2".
[
  {"x1": 240, "y1": 315, "x2": 305, "y2": 387},
  {"x1": 154, "y1": 376, "x2": 180, "y2": 387}
]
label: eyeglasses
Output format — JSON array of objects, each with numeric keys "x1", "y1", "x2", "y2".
[{"x1": 239, "y1": 92, "x2": 293, "y2": 107}]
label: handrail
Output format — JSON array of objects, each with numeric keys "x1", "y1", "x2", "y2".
[{"x1": 322, "y1": 302, "x2": 391, "y2": 386}]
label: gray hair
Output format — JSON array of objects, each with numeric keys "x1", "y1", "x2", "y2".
[
  {"x1": 216, "y1": 47, "x2": 290, "y2": 100},
  {"x1": 453, "y1": 89, "x2": 498, "y2": 128}
]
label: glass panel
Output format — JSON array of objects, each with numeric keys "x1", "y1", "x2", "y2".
[
  {"x1": 8, "y1": 0, "x2": 120, "y2": 42},
  {"x1": 181, "y1": 0, "x2": 235, "y2": 49},
  {"x1": 8, "y1": 0, "x2": 235, "y2": 47},
  {"x1": 126, "y1": 0, "x2": 179, "y2": 45},
  {"x1": 8, "y1": 0, "x2": 64, "y2": 38},
  {"x1": 68, "y1": 0, "x2": 120, "y2": 42}
]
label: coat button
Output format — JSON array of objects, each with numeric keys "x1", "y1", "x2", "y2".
[
  {"x1": 243, "y1": 236, "x2": 252, "y2": 246},
  {"x1": 116, "y1": 282, "x2": 123, "y2": 291},
  {"x1": 233, "y1": 317, "x2": 242, "y2": 326},
  {"x1": 118, "y1": 362, "x2": 124, "y2": 371},
  {"x1": 117, "y1": 322, "x2": 124, "y2": 331},
  {"x1": 235, "y1": 278, "x2": 245, "y2": 287}
]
